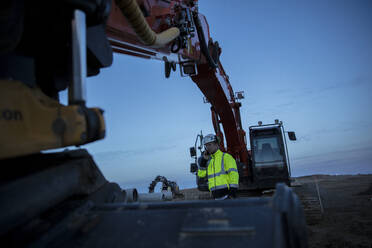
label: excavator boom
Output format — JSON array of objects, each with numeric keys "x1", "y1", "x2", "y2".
[
  {"x1": 105, "y1": 0, "x2": 250, "y2": 170},
  {"x1": 106, "y1": 0, "x2": 201, "y2": 62},
  {"x1": 191, "y1": 62, "x2": 249, "y2": 165}
]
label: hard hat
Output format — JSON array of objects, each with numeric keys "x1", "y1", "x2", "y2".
[{"x1": 203, "y1": 134, "x2": 218, "y2": 146}]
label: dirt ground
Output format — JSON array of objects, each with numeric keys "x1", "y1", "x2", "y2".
[
  {"x1": 179, "y1": 174, "x2": 372, "y2": 248},
  {"x1": 293, "y1": 174, "x2": 372, "y2": 248}
]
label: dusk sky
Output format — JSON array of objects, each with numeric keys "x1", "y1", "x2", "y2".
[{"x1": 60, "y1": 0, "x2": 372, "y2": 192}]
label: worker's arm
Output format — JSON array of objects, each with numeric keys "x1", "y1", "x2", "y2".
[
  {"x1": 197, "y1": 168, "x2": 207, "y2": 178},
  {"x1": 197, "y1": 156, "x2": 208, "y2": 178},
  {"x1": 225, "y1": 154, "x2": 239, "y2": 189}
]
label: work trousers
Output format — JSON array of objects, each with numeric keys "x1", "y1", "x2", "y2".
[{"x1": 212, "y1": 188, "x2": 237, "y2": 199}]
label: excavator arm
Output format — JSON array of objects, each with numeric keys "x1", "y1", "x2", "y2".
[
  {"x1": 106, "y1": 0, "x2": 201, "y2": 62},
  {"x1": 106, "y1": 0, "x2": 250, "y2": 173},
  {"x1": 191, "y1": 62, "x2": 249, "y2": 166}
]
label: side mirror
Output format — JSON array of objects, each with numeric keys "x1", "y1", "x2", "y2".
[
  {"x1": 288, "y1": 131, "x2": 297, "y2": 141},
  {"x1": 189, "y1": 147, "x2": 196, "y2": 157},
  {"x1": 190, "y1": 163, "x2": 197, "y2": 173}
]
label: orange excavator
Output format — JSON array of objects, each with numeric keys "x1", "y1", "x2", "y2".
[{"x1": 0, "y1": 0, "x2": 307, "y2": 247}]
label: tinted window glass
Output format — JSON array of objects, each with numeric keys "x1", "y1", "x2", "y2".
[{"x1": 253, "y1": 136, "x2": 284, "y2": 166}]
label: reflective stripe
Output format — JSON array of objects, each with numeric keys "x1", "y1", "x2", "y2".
[
  {"x1": 208, "y1": 153, "x2": 227, "y2": 179},
  {"x1": 210, "y1": 184, "x2": 229, "y2": 191},
  {"x1": 207, "y1": 153, "x2": 232, "y2": 179},
  {"x1": 214, "y1": 195, "x2": 229, "y2": 200},
  {"x1": 229, "y1": 184, "x2": 239, "y2": 188},
  {"x1": 227, "y1": 168, "x2": 238, "y2": 173},
  {"x1": 199, "y1": 167, "x2": 207, "y2": 171},
  {"x1": 221, "y1": 153, "x2": 226, "y2": 173},
  {"x1": 207, "y1": 171, "x2": 225, "y2": 179}
]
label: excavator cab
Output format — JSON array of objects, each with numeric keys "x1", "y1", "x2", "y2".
[{"x1": 249, "y1": 120, "x2": 296, "y2": 189}]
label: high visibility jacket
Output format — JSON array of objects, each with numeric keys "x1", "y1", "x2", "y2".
[{"x1": 197, "y1": 149, "x2": 239, "y2": 191}]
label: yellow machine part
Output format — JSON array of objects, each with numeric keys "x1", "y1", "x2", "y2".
[{"x1": 0, "y1": 80, "x2": 105, "y2": 159}]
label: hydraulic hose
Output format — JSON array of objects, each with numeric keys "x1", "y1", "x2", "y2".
[
  {"x1": 194, "y1": 13, "x2": 219, "y2": 68},
  {"x1": 115, "y1": 0, "x2": 180, "y2": 47}
]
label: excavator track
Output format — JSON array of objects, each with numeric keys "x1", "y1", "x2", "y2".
[{"x1": 292, "y1": 177, "x2": 324, "y2": 225}]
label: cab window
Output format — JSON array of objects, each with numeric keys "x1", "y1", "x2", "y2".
[{"x1": 253, "y1": 137, "x2": 284, "y2": 165}]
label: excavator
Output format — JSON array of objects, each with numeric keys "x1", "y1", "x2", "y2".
[{"x1": 0, "y1": 0, "x2": 307, "y2": 247}]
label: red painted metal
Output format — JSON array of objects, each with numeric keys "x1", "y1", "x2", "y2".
[
  {"x1": 105, "y1": 0, "x2": 251, "y2": 176},
  {"x1": 106, "y1": 0, "x2": 202, "y2": 62},
  {"x1": 191, "y1": 63, "x2": 249, "y2": 166}
]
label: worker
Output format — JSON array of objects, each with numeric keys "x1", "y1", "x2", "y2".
[{"x1": 197, "y1": 134, "x2": 239, "y2": 200}]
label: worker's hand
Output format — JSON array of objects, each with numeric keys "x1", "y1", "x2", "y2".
[
  {"x1": 202, "y1": 150, "x2": 210, "y2": 160},
  {"x1": 198, "y1": 156, "x2": 208, "y2": 168}
]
